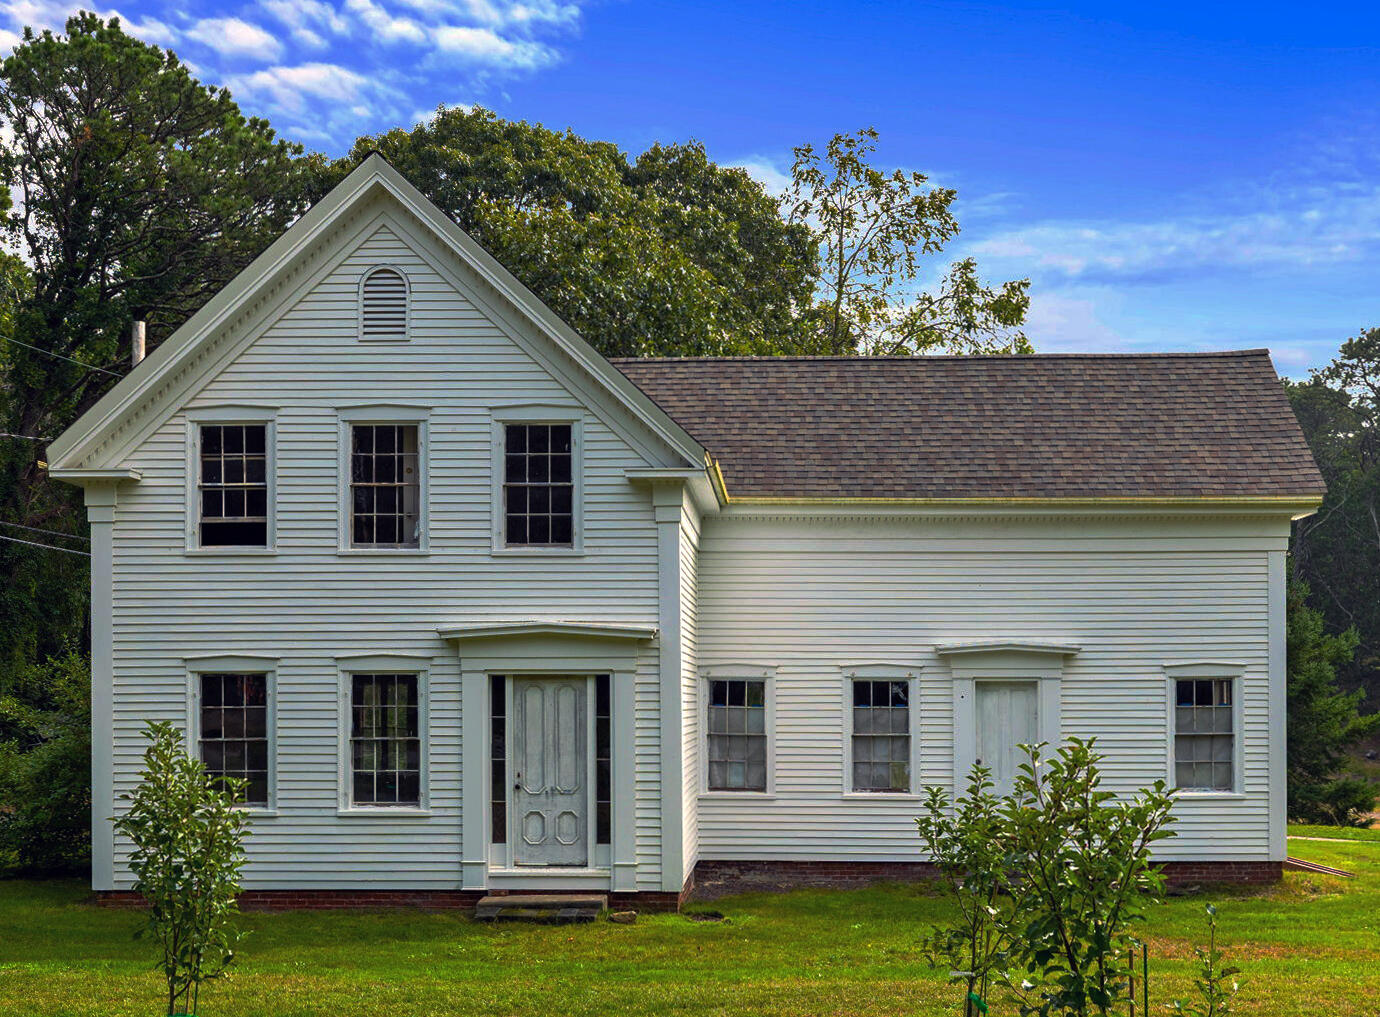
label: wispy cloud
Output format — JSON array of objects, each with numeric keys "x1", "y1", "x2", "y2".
[
  {"x1": 226, "y1": 60, "x2": 375, "y2": 113},
  {"x1": 729, "y1": 156, "x2": 792, "y2": 197},
  {"x1": 186, "y1": 16, "x2": 283, "y2": 61}
]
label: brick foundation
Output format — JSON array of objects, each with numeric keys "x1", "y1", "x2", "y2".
[{"x1": 94, "y1": 859, "x2": 1277, "y2": 911}]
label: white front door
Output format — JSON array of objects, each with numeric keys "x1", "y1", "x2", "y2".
[
  {"x1": 975, "y1": 680, "x2": 1039, "y2": 796},
  {"x1": 512, "y1": 676, "x2": 588, "y2": 867}
]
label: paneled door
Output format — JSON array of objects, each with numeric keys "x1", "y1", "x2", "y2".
[
  {"x1": 975, "y1": 680, "x2": 1039, "y2": 796},
  {"x1": 512, "y1": 677, "x2": 588, "y2": 867}
]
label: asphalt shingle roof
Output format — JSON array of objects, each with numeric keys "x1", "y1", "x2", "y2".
[{"x1": 611, "y1": 350, "x2": 1324, "y2": 500}]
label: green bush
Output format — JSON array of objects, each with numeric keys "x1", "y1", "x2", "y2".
[{"x1": 0, "y1": 649, "x2": 90, "y2": 874}]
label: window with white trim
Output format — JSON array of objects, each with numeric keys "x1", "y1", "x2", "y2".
[
  {"x1": 502, "y1": 422, "x2": 574, "y2": 547},
  {"x1": 360, "y1": 267, "x2": 407, "y2": 341},
  {"x1": 199, "y1": 672, "x2": 270, "y2": 806},
  {"x1": 197, "y1": 423, "x2": 268, "y2": 546},
  {"x1": 1173, "y1": 678, "x2": 1235, "y2": 792},
  {"x1": 349, "y1": 673, "x2": 421, "y2": 806},
  {"x1": 850, "y1": 679, "x2": 911, "y2": 793},
  {"x1": 349, "y1": 423, "x2": 420, "y2": 547},
  {"x1": 707, "y1": 678, "x2": 767, "y2": 792}
]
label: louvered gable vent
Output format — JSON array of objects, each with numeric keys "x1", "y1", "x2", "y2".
[{"x1": 361, "y1": 267, "x2": 408, "y2": 341}]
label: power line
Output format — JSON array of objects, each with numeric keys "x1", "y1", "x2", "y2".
[
  {"x1": 1, "y1": 335, "x2": 123, "y2": 378},
  {"x1": 0, "y1": 519, "x2": 88, "y2": 542},
  {"x1": 0, "y1": 432, "x2": 53, "y2": 441},
  {"x1": 0, "y1": 531, "x2": 90, "y2": 557}
]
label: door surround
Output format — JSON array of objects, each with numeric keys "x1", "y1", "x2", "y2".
[
  {"x1": 939, "y1": 641, "x2": 1076, "y2": 791},
  {"x1": 439, "y1": 620, "x2": 655, "y2": 893}
]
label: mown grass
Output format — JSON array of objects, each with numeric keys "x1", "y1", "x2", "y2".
[
  {"x1": 1288, "y1": 822, "x2": 1380, "y2": 842},
  {"x1": 1, "y1": 838, "x2": 1378, "y2": 1016}
]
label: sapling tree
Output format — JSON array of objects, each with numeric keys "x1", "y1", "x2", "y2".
[
  {"x1": 1170, "y1": 904, "x2": 1243, "y2": 1017},
  {"x1": 114, "y1": 721, "x2": 249, "y2": 1016},
  {"x1": 915, "y1": 765, "x2": 1012, "y2": 1015},
  {"x1": 1000, "y1": 738, "x2": 1177, "y2": 1017}
]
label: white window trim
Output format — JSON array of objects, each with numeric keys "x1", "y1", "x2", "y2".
[
  {"x1": 698, "y1": 664, "x2": 777, "y2": 799},
  {"x1": 489, "y1": 404, "x2": 585, "y2": 555},
  {"x1": 840, "y1": 664, "x2": 922, "y2": 799},
  {"x1": 184, "y1": 406, "x2": 278, "y2": 555},
  {"x1": 336, "y1": 405, "x2": 431, "y2": 554},
  {"x1": 336, "y1": 653, "x2": 433, "y2": 816},
  {"x1": 1164, "y1": 661, "x2": 1247, "y2": 799},
  {"x1": 184, "y1": 654, "x2": 280, "y2": 816},
  {"x1": 357, "y1": 265, "x2": 410, "y2": 343}
]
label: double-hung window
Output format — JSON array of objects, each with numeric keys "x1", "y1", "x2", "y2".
[
  {"x1": 850, "y1": 679, "x2": 911, "y2": 793},
  {"x1": 349, "y1": 423, "x2": 421, "y2": 547},
  {"x1": 198, "y1": 672, "x2": 270, "y2": 807},
  {"x1": 502, "y1": 422, "x2": 574, "y2": 547},
  {"x1": 1173, "y1": 678, "x2": 1236, "y2": 792},
  {"x1": 349, "y1": 673, "x2": 422, "y2": 806},
  {"x1": 706, "y1": 678, "x2": 768, "y2": 792},
  {"x1": 197, "y1": 423, "x2": 268, "y2": 547}
]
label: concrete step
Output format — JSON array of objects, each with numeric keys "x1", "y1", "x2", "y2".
[{"x1": 474, "y1": 893, "x2": 608, "y2": 923}]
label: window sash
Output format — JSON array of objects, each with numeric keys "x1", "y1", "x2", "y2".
[
  {"x1": 706, "y1": 678, "x2": 767, "y2": 791},
  {"x1": 1173, "y1": 678, "x2": 1235, "y2": 791},
  {"x1": 851, "y1": 680, "x2": 911, "y2": 793},
  {"x1": 502, "y1": 423, "x2": 574, "y2": 547},
  {"x1": 198, "y1": 424, "x2": 268, "y2": 547},
  {"x1": 350, "y1": 673, "x2": 421, "y2": 806},
  {"x1": 349, "y1": 424, "x2": 421, "y2": 547},
  {"x1": 199, "y1": 672, "x2": 270, "y2": 806}
]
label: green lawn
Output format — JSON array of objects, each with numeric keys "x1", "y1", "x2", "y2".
[
  {"x1": 2, "y1": 837, "x2": 1378, "y2": 1017},
  {"x1": 1286, "y1": 822, "x2": 1380, "y2": 842}
]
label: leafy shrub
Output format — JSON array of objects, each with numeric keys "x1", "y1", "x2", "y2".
[
  {"x1": 0, "y1": 649, "x2": 90, "y2": 874},
  {"x1": 115, "y1": 721, "x2": 250, "y2": 1017},
  {"x1": 1170, "y1": 904, "x2": 1242, "y2": 1016}
]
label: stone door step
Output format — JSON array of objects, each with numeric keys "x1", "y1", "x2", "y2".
[{"x1": 474, "y1": 893, "x2": 608, "y2": 923}]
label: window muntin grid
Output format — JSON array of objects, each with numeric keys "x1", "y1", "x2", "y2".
[
  {"x1": 1173, "y1": 678, "x2": 1235, "y2": 792},
  {"x1": 198, "y1": 424, "x2": 268, "y2": 546},
  {"x1": 707, "y1": 679, "x2": 767, "y2": 792},
  {"x1": 350, "y1": 673, "x2": 421, "y2": 806},
  {"x1": 503, "y1": 423, "x2": 574, "y2": 547},
  {"x1": 851, "y1": 679, "x2": 911, "y2": 793},
  {"x1": 199, "y1": 672, "x2": 269, "y2": 806},
  {"x1": 350, "y1": 424, "x2": 421, "y2": 547}
]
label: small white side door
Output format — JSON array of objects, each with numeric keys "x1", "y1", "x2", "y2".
[
  {"x1": 975, "y1": 680, "x2": 1039, "y2": 796},
  {"x1": 512, "y1": 677, "x2": 588, "y2": 867}
]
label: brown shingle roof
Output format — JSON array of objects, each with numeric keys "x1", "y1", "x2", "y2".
[{"x1": 611, "y1": 350, "x2": 1324, "y2": 501}]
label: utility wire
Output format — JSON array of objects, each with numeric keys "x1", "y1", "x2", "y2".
[
  {"x1": 1, "y1": 335, "x2": 123, "y2": 377},
  {"x1": 0, "y1": 519, "x2": 89, "y2": 542},
  {"x1": 0, "y1": 432, "x2": 53, "y2": 441},
  {"x1": 0, "y1": 531, "x2": 91, "y2": 557}
]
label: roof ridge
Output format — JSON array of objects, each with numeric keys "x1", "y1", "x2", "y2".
[{"x1": 609, "y1": 349, "x2": 1271, "y2": 364}]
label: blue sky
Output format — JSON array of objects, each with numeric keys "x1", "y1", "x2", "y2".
[{"x1": 3, "y1": 1, "x2": 1377, "y2": 376}]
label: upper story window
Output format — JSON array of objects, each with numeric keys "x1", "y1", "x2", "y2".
[
  {"x1": 350, "y1": 424, "x2": 420, "y2": 547},
  {"x1": 360, "y1": 267, "x2": 408, "y2": 342},
  {"x1": 198, "y1": 423, "x2": 268, "y2": 547},
  {"x1": 199, "y1": 672, "x2": 270, "y2": 807},
  {"x1": 1172, "y1": 677, "x2": 1236, "y2": 792},
  {"x1": 502, "y1": 423, "x2": 574, "y2": 547},
  {"x1": 850, "y1": 679, "x2": 911, "y2": 793},
  {"x1": 706, "y1": 678, "x2": 768, "y2": 792}
]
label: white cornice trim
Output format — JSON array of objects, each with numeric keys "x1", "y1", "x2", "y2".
[
  {"x1": 48, "y1": 467, "x2": 142, "y2": 485},
  {"x1": 437, "y1": 620, "x2": 658, "y2": 643},
  {"x1": 936, "y1": 641, "x2": 1081, "y2": 657}
]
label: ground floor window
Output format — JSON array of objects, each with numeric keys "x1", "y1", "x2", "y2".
[
  {"x1": 707, "y1": 678, "x2": 768, "y2": 792},
  {"x1": 595, "y1": 675, "x2": 611, "y2": 845},
  {"x1": 350, "y1": 673, "x2": 421, "y2": 806},
  {"x1": 490, "y1": 675, "x2": 506, "y2": 843},
  {"x1": 1173, "y1": 677, "x2": 1235, "y2": 792},
  {"x1": 850, "y1": 679, "x2": 911, "y2": 793},
  {"x1": 198, "y1": 672, "x2": 270, "y2": 806}
]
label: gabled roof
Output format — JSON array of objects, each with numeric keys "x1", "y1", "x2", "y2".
[
  {"x1": 48, "y1": 154, "x2": 706, "y2": 473},
  {"x1": 611, "y1": 350, "x2": 1324, "y2": 503}
]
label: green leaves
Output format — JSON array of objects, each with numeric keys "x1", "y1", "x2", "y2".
[
  {"x1": 114, "y1": 721, "x2": 249, "y2": 1016},
  {"x1": 1170, "y1": 904, "x2": 1243, "y2": 1016},
  {"x1": 784, "y1": 127, "x2": 1030, "y2": 356}
]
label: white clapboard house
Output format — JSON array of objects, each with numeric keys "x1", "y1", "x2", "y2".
[{"x1": 49, "y1": 155, "x2": 1324, "y2": 907}]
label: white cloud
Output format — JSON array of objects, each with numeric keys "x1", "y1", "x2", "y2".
[
  {"x1": 433, "y1": 24, "x2": 554, "y2": 67},
  {"x1": 260, "y1": 0, "x2": 348, "y2": 46},
  {"x1": 343, "y1": 0, "x2": 426, "y2": 43},
  {"x1": 0, "y1": 0, "x2": 179, "y2": 47},
  {"x1": 227, "y1": 60, "x2": 371, "y2": 113},
  {"x1": 186, "y1": 17, "x2": 283, "y2": 60},
  {"x1": 729, "y1": 156, "x2": 791, "y2": 197}
]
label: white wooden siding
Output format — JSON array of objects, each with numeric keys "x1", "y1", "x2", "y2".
[
  {"x1": 107, "y1": 218, "x2": 676, "y2": 889},
  {"x1": 679, "y1": 503, "x2": 702, "y2": 876},
  {"x1": 695, "y1": 511, "x2": 1289, "y2": 863}
]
